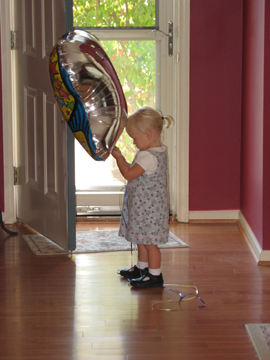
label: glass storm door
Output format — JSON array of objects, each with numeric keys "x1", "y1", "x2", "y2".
[{"x1": 73, "y1": 0, "x2": 175, "y2": 217}]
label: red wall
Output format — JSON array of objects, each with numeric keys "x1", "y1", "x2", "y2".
[
  {"x1": 189, "y1": 0, "x2": 243, "y2": 211},
  {"x1": 240, "y1": 0, "x2": 270, "y2": 251},
  {"x1": 241, "y1": 0, "x2": 264, "y2": 247},
  {"x1": 0, "y1": 24, "x2": 4, "y2": 212},
  {"x1": 263, "y1": 1, "x2": 270, "y2": 250},
  {"x1": 241, "y1": 0, "x2": 267, "y2": 249}
]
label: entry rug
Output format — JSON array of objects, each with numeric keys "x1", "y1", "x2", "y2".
[
  {"x1": 23, "y1": 231, "x2": 188, "y2": 255},
  {"x1": 245, "y1": 324, "x2": 270, "y2": 360}
]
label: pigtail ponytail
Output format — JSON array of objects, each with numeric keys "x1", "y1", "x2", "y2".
[{"x1": 162, "y1": 115, "x2": 174, "y2": 129}]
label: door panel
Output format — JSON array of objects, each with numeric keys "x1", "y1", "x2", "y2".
[{"x1": 13, "y1": 0, "x2": 72, "y2": 250}]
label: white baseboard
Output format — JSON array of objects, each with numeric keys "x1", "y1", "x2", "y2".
[
  {"x1": 189, "y1": 210, "x2": 270, "y2": 263},
  {"x1": 189, "y1": 210, "x2": 239, "y2": 221},
  {"x1": 238, "y1": 211, "x2": 270, "y2": 263}
]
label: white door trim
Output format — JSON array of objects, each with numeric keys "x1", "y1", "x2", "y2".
[
  {"x1": 175, "y1": 0, "x2": 190, "y2": 222},
  {"x1": 1, "y1": 0, "x2": 15, "y2": 224}
]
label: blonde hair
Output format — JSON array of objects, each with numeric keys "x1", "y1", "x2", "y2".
[{"x1": 126, "y1": 106, "x2": 174, "y2": 134}]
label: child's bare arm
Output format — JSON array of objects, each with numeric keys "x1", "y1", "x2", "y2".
[{"x1": 112, "y1": 147, "x2": 145, "y2": 180}]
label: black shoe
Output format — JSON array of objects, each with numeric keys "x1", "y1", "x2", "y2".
[
  {"x1": 118, "y1": 265, "x2": 148, "y2": 280},
  {"x1": 130, "y1": 272, "x2": 164, "y2": 288}
]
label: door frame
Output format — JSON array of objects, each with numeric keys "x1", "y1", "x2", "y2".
[
  {"x1": 1, "y1": 0, "x2": 15, "y2": 224},
  {"x1": 1, "y1": 0, "x2": 190, "y2": 224},
  {"x1": 65, "y1": 0, "x2": 76, "y2": 249},
  {"x1": 74, "y1": 0, "x2": 190, "y2": 222},
  {"x1": 175, "y1": 0, "x2": 190, "y2": 222}
]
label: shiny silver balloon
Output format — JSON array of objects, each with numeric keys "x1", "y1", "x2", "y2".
[{"x1": 49, "y1": 30, "x2": 127, "y2": 161}]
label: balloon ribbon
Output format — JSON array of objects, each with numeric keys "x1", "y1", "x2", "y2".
[{"x1": 152, "y1": 284, "x2": 205, "y2": 311}]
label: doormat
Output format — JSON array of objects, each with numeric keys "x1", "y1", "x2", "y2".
[
  {"x1": 23, "y1": 231, "x2": 188, "y2": 255},
  {"x1": 245, "y1": 324, "x2": 270, "y2": 360}
]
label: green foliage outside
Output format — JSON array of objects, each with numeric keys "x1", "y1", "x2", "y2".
[
  {"x1": 73, "y1": 0, "x2": 156, "y2": 164},
  {"x1": 102, "y1": 40, "x2": 155, "y2": 162},
  {"x1": 73, "y1": 0, "x2": 156, "y2": 28}
]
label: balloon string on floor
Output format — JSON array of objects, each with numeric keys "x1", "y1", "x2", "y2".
[{"x1": 152, "y1": 284, "x2": 206, "y2": 311}]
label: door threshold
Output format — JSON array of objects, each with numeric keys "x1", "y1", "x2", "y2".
[
  {"x1": 76, "y1": 215, "x2": 121, "y2": 223},
  {"x1": 76, "y1": 215, "x2": 177, "y2": 223}
]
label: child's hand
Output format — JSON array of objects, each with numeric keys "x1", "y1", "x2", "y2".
[{"x1": 111, "y1": 146, "x2": 122, "y2": 159}]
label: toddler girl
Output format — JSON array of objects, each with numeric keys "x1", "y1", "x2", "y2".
[{"x1": 112, "y1": 106, "x2": 173, "y2": 288}]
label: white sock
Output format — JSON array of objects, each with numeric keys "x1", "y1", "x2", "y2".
[
  {"x1": 137, "y1": 261, "x2": 148, "y2": 269},
  {"x1": 149, "y1": 268, "x2": 161, "y2": 276}
]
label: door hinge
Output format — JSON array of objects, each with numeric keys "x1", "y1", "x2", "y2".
[
  {"x1": 168, "y1": 21, "x2": 173, "y2": 57},
  {"x1": 14, "y1": 167, "x2": 18, "y2": 185},
  {"x1": 11, "y1": 30, "x2": 17, "y2": 50}
]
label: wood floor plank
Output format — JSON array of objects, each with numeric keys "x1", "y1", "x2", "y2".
[{"x1": 0, "y1": 221, "x2": 268, "y2": 359}]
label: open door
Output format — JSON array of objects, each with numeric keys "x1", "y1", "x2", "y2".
[{"x1": 13, "y1": 0, "x2": 75, "y2": 251}]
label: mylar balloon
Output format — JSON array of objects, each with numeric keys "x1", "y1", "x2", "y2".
[{"x1": 49, "y1": 30, "x2": 127, "y2": 161}]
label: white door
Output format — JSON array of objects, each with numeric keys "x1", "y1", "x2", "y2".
[{"x1": 12, "y1": 0, "x2": 75, "y2": 250}]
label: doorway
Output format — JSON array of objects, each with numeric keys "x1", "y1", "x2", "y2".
[{"x1": 73, "y1": 0, "x2": 179, "y2": 218}]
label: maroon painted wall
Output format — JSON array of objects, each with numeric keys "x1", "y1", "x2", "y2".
[
  {"x1": 189, "y1": 0, "x2": 243, "y2": 211},
  {"x1": 263, "y1": 1, "x2": 270, "y2": 250},
  {"x1": 240, "y1": 0, "x2": 270, "y2": 251},
  {"x1": 0, "y1": 24, "x2": 4, "y2": 212},
  {"x1": 241, "y1": 0, "x2": 265, "y2": 248}
]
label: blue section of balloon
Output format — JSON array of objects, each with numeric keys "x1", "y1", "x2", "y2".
[{"x1": 59, "y1": 62, "x2": 101, "y2": 160}]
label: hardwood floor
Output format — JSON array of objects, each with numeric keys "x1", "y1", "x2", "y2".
[{"x1": 0, "y1": 220, "x2": 269, "y2": 359}]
